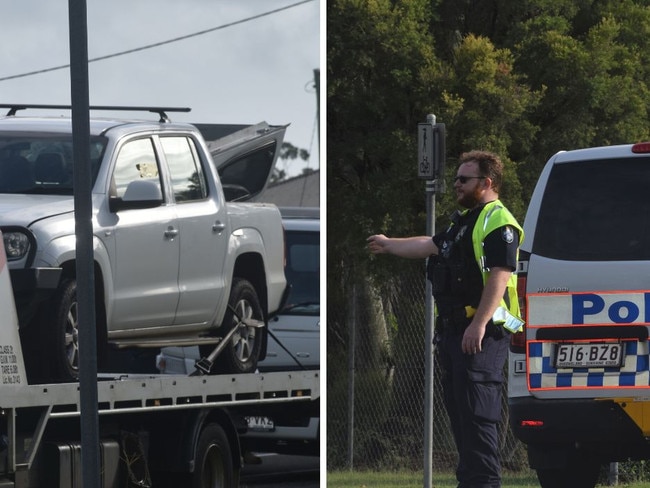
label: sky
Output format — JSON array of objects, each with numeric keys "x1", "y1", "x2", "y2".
[{"x1": 0, "y1": 0, "x2": 321, "y2": 178}]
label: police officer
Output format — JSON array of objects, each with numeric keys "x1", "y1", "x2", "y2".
[{"x1": 368, "y1": 150, "x2": 523, "y2": 488}]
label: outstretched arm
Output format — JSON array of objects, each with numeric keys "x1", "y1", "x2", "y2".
[{"x1": 367, "y1": 234, "x2": 438, "y2": 259}]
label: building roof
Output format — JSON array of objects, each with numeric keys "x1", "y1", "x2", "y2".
[{"x1": 256, "y1": 170, "x2": 320, "y2": 207}]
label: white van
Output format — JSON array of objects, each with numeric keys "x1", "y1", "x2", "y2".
[{"x1": 508, "y1": 142, "x2": 650, "y2": 488}]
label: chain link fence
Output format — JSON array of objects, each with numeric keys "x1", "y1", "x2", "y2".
[{"x1": 326, "y1": 259, "x2": 528, "y2": 472}]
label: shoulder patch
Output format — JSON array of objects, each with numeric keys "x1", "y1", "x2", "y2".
[{"x1": 502, "y1": 226, "x2": 514, "y2": 244}]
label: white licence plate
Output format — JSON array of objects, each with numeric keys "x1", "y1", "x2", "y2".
[
  {"x1": 554, "y1": 342, "x2": 624, "y2": 368},
  {"x1": 246, "y1": 416, "x2": 275, "y2": 432}
]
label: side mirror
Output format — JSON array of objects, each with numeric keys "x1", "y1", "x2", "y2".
[{"x1": 109, "y1": 179, "x2": 163, "y2": 212}]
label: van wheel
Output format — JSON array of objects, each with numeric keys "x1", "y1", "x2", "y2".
[
  {"x1": 200, "y1": 278, "x2": 263, "y2": 374},
  {"x1": 536, "y1": 456, "x2": 601, "y2": 488}
]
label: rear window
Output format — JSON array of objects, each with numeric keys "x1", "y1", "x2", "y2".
[{"x1": 533, "y1": 157, "x2": 650, "y2": 261}]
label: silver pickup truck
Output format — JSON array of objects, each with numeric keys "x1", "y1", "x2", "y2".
[{"x1": 0, "y1": 105, "x2": 288, "y2": 382}]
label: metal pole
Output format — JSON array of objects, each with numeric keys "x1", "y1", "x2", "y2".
[
  {"x1": 423, "y1": 114, "x2": 437, "y2": 488},
  {"x1": 68, "y1": 1, "x2": 100, "y2": 486},
  {"x1": 347, "y1": 284, "x2": 356, "y2": 469},
  {"x1": 313, "y1": 68, "x2": 320, "y2": 153},
  {"x1": 608, "y1": 462, "x2": 619, "y2": 485}
]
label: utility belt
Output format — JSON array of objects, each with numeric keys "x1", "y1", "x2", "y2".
[
  {"x1": 436, "y1": 307, "x2": 472, "y2": 334},
  {"x1": 436, "y1": 305, "x2": 505, "y2": 339}
]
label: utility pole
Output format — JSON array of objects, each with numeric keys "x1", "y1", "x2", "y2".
[
  {"x1": 68, "y1": 1, "x2": 100, "y2": 486},
  {"x1": 314, "y1": 68, "x2": 320, "y2": 154}
]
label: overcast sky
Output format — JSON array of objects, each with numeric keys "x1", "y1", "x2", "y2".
[{"x1": 0, "y1": 0, "x2": 320, "y2": 177}]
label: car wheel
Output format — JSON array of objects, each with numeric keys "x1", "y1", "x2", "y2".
[
  {"x1": 48, "y1": 279, "x2": 80, "y2": 382},
  {"x1": 44, "y1": 278, "x2": 107, "y2": 383},
  {"x1": 200, "y1": 278, "x2": 263, "y2": 374}
]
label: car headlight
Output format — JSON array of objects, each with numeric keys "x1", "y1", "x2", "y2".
[{"x1": 3, "y1": 231, "x2": 31, "y2": 260}]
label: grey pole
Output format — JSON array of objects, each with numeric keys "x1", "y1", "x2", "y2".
[
  {"x1": 423, "y1": 114, "x2": 437, "y2": 488},
  {"x1": 68, "y1": 1, "x2": 100, "y2": 486},
  {"x1": 347, "y1": 284, "x2": 357, "y2": 469}
]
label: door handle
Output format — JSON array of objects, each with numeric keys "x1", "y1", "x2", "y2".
[
  {"x1": 164, "y1": 226, "x2": 179, "y2": 239},
  {"x1": 213, "y1": 221, "x2": 226, "y2": 233}
]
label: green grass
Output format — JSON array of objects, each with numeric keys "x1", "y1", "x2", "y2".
[
  {"x1": 327, "y1": 469, "x2": 538, "y2": 487},
  {"x1": 326, "y1": 469, "x2": 650, "y2": 487}
]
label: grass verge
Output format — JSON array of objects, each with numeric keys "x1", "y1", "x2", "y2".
[{"x1": 326, "y1": 469, "x2": 650, "y2": 487}]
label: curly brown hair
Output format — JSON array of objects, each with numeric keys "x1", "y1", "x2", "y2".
[{"x1": 458, "y1": 150, "x2": 503, "y2": 193}]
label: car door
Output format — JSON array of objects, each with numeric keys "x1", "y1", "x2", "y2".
[
  {"x1": 109, "y1": 137, "x2": 180, "y2": 329},
  {"x1": 159, "y1": 135, "x2": 228, "y2": 327}
]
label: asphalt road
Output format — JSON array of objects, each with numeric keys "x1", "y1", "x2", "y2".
[{"x1": 240, "y1": 453, "x2": 321, "y2": 488}]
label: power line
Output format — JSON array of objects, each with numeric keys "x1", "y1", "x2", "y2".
[{"x1": 0, "y1": 0, "x2": 315, "y2": 83}]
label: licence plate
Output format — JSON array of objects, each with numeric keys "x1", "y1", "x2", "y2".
[
  {"x1": 246, "y1": 416, "x2": 275, "y2": 432},
  {"x1": 554, "y1": 342, "x2": 624, "y2": 368}
]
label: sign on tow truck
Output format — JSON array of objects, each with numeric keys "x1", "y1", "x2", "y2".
[{"x1": 0, "y1": 232, "x2": 27, "y2": 385}]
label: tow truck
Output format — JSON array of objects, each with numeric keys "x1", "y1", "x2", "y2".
[{"x1": 0, "y1": 232, "x2": 320, "y2": 487}]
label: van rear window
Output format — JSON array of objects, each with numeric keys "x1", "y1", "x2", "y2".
[{"x1": 534, "y1": 157, "x2": 650, "y2": 261}]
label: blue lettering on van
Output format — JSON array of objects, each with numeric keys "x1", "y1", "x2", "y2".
[
  {"x1": 572, "y1": 294, "x2": 604, "y2": 324},
  {"x1": 572, "y1": 293, "x2": 649, "y2": 324},
  {"x1": 609, "y1": 301, "x2": 639, "y2": 323}
]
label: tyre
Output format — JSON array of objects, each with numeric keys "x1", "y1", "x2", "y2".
[
  {"x1": 48, "y1": 279, "x2": 80, "y2": 382},
  {"x1": 151, "y1": 423, "x2": 238, "y2": 488},
  {"x1": 536, "y1": 454, "x2": 601, "y2": 488},
  {"x1": 200, "y1": 278, "x2": 264, "y2": 374},
  {"x1": 44, "y1": 278, "x2": 106, "y2": 382},
  {"x1": 191, "y1": 423, "x2": 236, "y2": 488}
]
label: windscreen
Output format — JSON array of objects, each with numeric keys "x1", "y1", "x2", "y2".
[
  {"x1": 533, "y1": 157, "x2": 650, "y2": 261},
  {"x1": 0, "y1": 135, "x2": 107, "y2": 195}
]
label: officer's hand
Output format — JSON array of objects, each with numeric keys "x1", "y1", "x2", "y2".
[
  {"x1": 367, "y1": 234, "x2": 389, "y2": 254},
  {"x1": 462, "y1": 322, "x2": 486, "y2": 355}
]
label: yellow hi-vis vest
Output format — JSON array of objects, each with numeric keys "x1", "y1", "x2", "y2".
[{"x1": 468, "y1": 200, "x2": 525, "y2": 333}]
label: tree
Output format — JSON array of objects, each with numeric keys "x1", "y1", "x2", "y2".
[{"x1": 270, "y1": 142, "x2": 310, "y2": 183}]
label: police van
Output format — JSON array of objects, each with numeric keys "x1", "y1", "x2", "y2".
[{"x1": 509, "y1": 142, "x2": 650, "y2": 488}]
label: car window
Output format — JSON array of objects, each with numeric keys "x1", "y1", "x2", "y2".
[
  {"x1": 160, "y1": 136, "x2": 207, "y2": 202},
  {"x1": 0, "y1": 135, "x2": 106, "y2": 195},
  {"x1": 285, "y1": 229, "x2": 319, "y2": 314},
  {"x1": 533, "y1": 157, "x2": 650, "y2": 261},
  {"x1": 112, "y1": 138, "x2": 162, "y2": 199},
  {"x1": 218, "y1": 142, "x2": 277, "y2": 201}
]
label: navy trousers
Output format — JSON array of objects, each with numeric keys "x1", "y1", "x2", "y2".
[{"x1": 437, "y1": 326, "x2": 509, "y2": 488}]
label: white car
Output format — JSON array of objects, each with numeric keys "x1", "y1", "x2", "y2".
[
  {"x1": 0, "y1": 105, "x2": 288, "y2": 382},
  {"x1": 157, "y1": 206, "x2": 320, "y2": 374}
]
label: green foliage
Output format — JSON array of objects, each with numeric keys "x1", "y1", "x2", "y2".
[
  {"x1": 328, "y1": 0, "x2": 443, "y2": 269},
  {"x1": 328, "y1": 0, "x2": 650, "y2": 280}
]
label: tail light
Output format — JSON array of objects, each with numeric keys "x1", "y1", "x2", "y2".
[
  {"x1": 510, "y1": 251, "x2": 529, "y2": 353},
  {"x1": 631, "y1": 142, "x2": 650, "y2": 153}
]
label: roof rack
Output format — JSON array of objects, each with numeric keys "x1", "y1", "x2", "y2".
[{"x1": 0, "y1": 104, "x2": 191, "y2": 123}]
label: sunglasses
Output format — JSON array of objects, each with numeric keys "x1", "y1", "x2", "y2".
[{"x1": 453, "y1": 175, "x2": 486, "y2": 184}]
